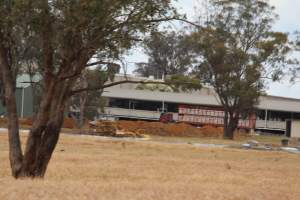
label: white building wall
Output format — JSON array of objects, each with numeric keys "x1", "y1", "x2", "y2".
[{"x1": 291, "y1": 121, "x2": 300, "y2": 138}]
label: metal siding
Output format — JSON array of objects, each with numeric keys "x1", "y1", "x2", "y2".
[
  {"x1": 0, "y1": 102, "x2": 4, "y2": 116},
  {"x1": 103, "y1": 87, "x2": 300, "y2": 113},
  {"x1": 257, "y1": 96, "x2": 300, "y2": 112},
  {"x1": 15, "y1": 88, "x2": 23, "y2": 117},
  {"x1": 23, "y1": 86, "x2": 34, "y2": 117},
  {"x1": 0, "y1": 86, "x2": 34, "y2": 118},
  {"x1": 103, "y1": 88, "x2": 220, "y2": 107}
]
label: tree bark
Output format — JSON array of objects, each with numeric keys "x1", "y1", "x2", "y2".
[
  {"x1": 223, "y1": 111, "x2": 238, "y2": 140},
  {"x1": 33, "y1": 110, "x2": 64, "y2": 177},
  {"x1": 0, "y1": 45, "x2": 24, "y2": 178},
  {"x1": 21, "y1": 107, "x2": 64, "y2": 177},
  {"x1": 4, "y1": 82, "x2": 24, "y2": 177},
  {"x1": 21, "y1": 78, "x2": 57, "y2": 176},
  {"x1": 22, "y1": 78, "x2": 75, "y2": 177}
]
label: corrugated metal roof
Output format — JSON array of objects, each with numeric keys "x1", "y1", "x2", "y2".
[
  {"x1": 103, "y1": 88, "x2": 220, "y2": 106},
  {"x1": 103, "y1": 87, "x2": 300, "y2": 113},
  {"x1": 103, "y1": 75, "x2": 300, "y2": 113}
]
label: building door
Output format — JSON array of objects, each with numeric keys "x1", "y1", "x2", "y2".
[{"x1": 286, "y1": 120, "x2": 291, "y2": 137}]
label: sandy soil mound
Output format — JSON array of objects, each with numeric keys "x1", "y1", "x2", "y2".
[{"x1": 116, "y1": 120, "x2": 223, "y2": 138}]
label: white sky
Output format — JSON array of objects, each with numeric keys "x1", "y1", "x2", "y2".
[{"x1": 126, "y1": 0, "x2": 300, "y2": 99}]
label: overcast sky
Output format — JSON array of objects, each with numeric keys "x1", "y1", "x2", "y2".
[{"x1": 126, "y1": 0, "x2": 300, "y2": 99}]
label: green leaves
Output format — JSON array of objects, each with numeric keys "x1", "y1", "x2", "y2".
[
  {"x1": 165, "y1": 74, "x2": 202, "y2": 92},
  {"x1": 135, "y1": 31, "x2": 195, "y2": 79},
  {"x1": 136, "y1": 74, "x2": 202, "y2": 93},
  {"x1": 189, "y1": 0, "x2": 289, "y2": 117},
  {"x1": 0, "y1": 0, "x2": 179, "y2": 75}
]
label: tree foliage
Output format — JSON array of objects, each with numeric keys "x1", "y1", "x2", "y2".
[
  {"x1": 136, "y1": 74, "x2": 202, "y2": 92},
  {"x1": 70, "y1": 66, "x2": 118, "y2": 128},
  {"x1": 189, "y1": 0, "x2": 289, "y2": 139},
  {"x1": 0, "y1": 0, "x2": 179, "y2": 178},
  {"x1": 135, "y1": 31, "x2": 195, "y2": 79}
]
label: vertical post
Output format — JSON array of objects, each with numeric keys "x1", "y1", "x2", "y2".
[
  {"x1": 162, "y1": 101, "x2": 165, "y2": 113},
  {"x1": 265, "y1": 109, "x2": 268, "y2": 128},
  {"x1": 21, "y1": 87, "x2": 25, "y2": 118}
]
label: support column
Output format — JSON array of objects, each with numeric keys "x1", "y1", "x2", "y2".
[
  {"x1": 265, "y1": 109, "x2": 268, "y2": 128},
  {"x1": 21, "y1": 87, "x2": 25, "y2": 118}
]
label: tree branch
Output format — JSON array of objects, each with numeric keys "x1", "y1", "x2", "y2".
[
  {"x1": 57, "y1": 61, "x2": 121, "y2": 81},
  {"x1": 70, "y1": 79, "x2": 165, "y2": 95},
  {"x1": 85, "y1": 61, "x2": 120, "y2": 68},
  {"x1": 140, "y1": 17, "x2": 201, "y2": 28},
  {"x1": 175, "y1": 18, "x2": 202, "y2": 28}
]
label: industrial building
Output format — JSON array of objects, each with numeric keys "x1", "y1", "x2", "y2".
[
  {"x1": 0, "y1": 75, "x2": 37, "y2": 118},
  {"x1": 2, "y1": 74, "x2": 300, "y2": 136},
  {"x1": 101, "y1": 74, "x2": 300, "y2": 134}
]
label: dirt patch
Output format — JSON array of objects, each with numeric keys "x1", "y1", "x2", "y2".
[
  {"x1": 0, "y1": 118, "x2": 34, "y2": 127},
  {"x1": 0, "y1": 118, "x2": 7, "y2": 127},
  {"x1": 63, "y1": 118, "x2": 77, "y2": 129},
  {"x1": 86, "y1": 120, "x2": 225, "y2": 138},
  {"x1": 115, "y1": 120, "x2": 224, "y2": 138},
  {"x1": 19, "y1": 118, "x2": 33, "y2": 126},
  {"x1": 0, "y1": 117, "x2": 77, "y2": 129},
  {"x1": 0, "y1": 117, "x2": 244, "y2": 138}
]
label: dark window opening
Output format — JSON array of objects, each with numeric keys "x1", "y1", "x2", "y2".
[{"x1": 108, "y1": 98, "x2": 179, "y2": 112}]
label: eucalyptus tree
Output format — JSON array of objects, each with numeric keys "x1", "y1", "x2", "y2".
[
  {"x1": 190, "y1": 0, "x2": 289, "y2": 139},
  {"x1": 0, "y1": 0, "x2": 180, "y2": 178},
  {"x1": 70, "y1": 66, "x2": 119, "y2": 128},
  {"x1": 135, "y1": 31, "x2": 195, "y2": 79}
]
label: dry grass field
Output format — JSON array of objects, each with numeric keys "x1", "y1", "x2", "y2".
[{"x1": 0, "y1": 132, "x2": 300, "y2": 200}]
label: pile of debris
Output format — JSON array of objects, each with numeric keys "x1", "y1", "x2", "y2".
[
  {"x1": 280, "y1": 138, "x2": 300, "y2": 154},
  {"x1": 241, "y1": 140, "x2": 273, "y2": 151},
  {"x1": 86, "y1": 120, "x2": 225, "y2": 138},
  {"x1": 87, "y1": 120, "x2": 249, "y2": 138},
  {"x1": 89, "y1": 121, "x2": 144, "y2": 138},
  {"x1": 241, "y1": 138, "x2": 300, "y2": 154}
]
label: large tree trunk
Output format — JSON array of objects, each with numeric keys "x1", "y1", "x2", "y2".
[
  {"x1": 32, "y1": 111, "x2": 64, "y2": 177},
  {"x1": 21, "y1": 78, "x2": 57, "y2": 176},
  {"x1": 20, "y1": 79, "x2": 74, "y2": 178},
  {"x1": 0, "y1": 47, "x2": 23, "y2": 178},
  {"x1": 0, "y1": 27, "x2": 89, "y2": 178},
  {"x1": 223, "y1": 111, "x2": 239, "y2": 140},
  {"x1": 4, "y1": 81, "x2": 23, "y2": 177},
  {"x1": 32, "y1": 84, "x2": 67, "y2": 177},
  {"x1": 21, "y1": 108, "x2": 64, "y2": 177}
]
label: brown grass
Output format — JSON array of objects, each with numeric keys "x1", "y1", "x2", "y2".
[{"x1": 0, "y1": 132, "x2": 300, "y2": 200}]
